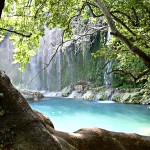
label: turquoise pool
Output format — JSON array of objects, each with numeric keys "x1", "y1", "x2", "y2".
[{"x1": 29, "y1": 97, "x2": 150, "y2": 136}]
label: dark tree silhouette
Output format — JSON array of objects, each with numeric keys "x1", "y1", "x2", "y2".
[{"x1": 0, "y1": 0, "x2": 5, "y2": 18}]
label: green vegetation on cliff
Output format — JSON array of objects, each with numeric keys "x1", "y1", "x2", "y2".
[{"x1": 0, "y1": 0, "x2": 150, "y2": 88}]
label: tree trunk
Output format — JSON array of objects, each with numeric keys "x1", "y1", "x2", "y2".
[
  {"x1": 94, "y1": 0, "x2": 150, "y2": 68},
  {"x1": 0, "y1": 70, "x2": 150, "y2": 150},
  {"x1": 0, "y1": 0, "x2": 5, "y2": 18}
]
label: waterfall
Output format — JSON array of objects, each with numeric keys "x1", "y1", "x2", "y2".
[
  {"x1": 0, "y1": 27, "x2": 63, "y2": 91},
  {"x1": 104, "y1": 30, "x2": 112, "y2": 87},
  {"x1": 0, "y1": 27, "x2": 105, "y2": 92},
  {"x1": 104, "y1": 61, "x2": 112, "y2": 87},
  {"x1": 57, "y1": 49, "x2": 62, "y2": 90}
]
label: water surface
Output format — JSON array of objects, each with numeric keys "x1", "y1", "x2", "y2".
[{"x1": 29, "y1": 97, "x2": 150, "y2": 136}]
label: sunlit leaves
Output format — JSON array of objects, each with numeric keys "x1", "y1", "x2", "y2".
[
  {"x1": 1, "y1": 0, "x2": 88, "y2": 70},
  {"x1": 1, "y1": 0, "x2": 150, "y2": 75}
]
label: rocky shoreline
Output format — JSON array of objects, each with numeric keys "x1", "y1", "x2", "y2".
[
  {"x1": 19, "y1": 82, "x2": 150, "y2": 105},
  {"x1": 61, "y1": 85, "x2": 150, "y2": 105},
  {"x1": 19, "y1": 89, "x2": 44, "y2": 101}
]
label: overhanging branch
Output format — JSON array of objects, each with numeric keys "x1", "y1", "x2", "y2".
[
  {"x1": 111, "y1": 13, "x2": 136, "y2": 36},
  {"x1": 108, "y1": 68, "x2": 150, "y2": 82},
  {"x1": 34, "y1": 0, "x2": 48, "y2": 19},
  {"x1": 0, "y1": 27, "x2": 32, "y2": 37},
  {"x1": 94, "y1": 0, "x2": 150, "y2": 68},
  {"x1": 108, "y1": 69, "x2": 137, "y2": 82}
]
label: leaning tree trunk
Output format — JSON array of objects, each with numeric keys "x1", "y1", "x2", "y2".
[
  {"x1": 94, "y1": 0, "x2": 150, "y2": 68},
  {"x1": 0, "y1": 70, "x2": 150, "y2": 150}
]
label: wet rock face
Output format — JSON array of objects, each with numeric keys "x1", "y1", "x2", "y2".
[
  {"x1": 61, "y1": 86, "x2": 74, "y2": 97},
  {"x1": 111, "y1": 89, "x2": 150, "y2": 104},
  {"x1": 74, "y1": 85, "x2": 84, "y2": 93},
  {"x1": 82, "y1": 91, "x2": 95, "y2": 100},
  {"x1": 19, "y1": 89, "x2": 44, "y2": 101},
  {"x1": 61, "y1": 83, "x2": 150, "y2": 104}
]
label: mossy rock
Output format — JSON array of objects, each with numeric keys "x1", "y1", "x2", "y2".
[
  {"x1": 82, "y1": 91, "x2": 95, "y2": 100},
  {"x1": 95, "y1": 92, "x2": 108, "y2": 100},
  {"x1": 122, "y1": 93, "x2": 132, "y2": 103},
  {"x1": 141, "y1": 99, "x2": 150, "y2": 104},
  {"x1": 62, "y1": 86, "x2": 73, "y2": 97},
  {"x1": 130, "y1": 93, "x2": 143, "y2": 104},
  {"x1": 111, "y1": 92, "x2": 124, "y2": 102}
]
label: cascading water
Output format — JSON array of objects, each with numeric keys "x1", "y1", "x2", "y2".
[
  {"x1": 104, "y1": 30, "x2": 112, "y2": 87},
  {"x1": 104, "y1": 61, "x2": 112, "y2": 87},
  {"x1": 0, "y1": 27, "x2": 63, "y2": 91},
  {"x1": 0, "y1": 26, "x2": 106, "y2": 92}
]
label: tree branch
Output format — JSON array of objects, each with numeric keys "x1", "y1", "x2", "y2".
[
  {"x1": 34, "y1": 0, "x2": 48, "y2": 19},
  {"x1": 111, "y1": 13, "x2": 136, "y2": 36},
  {"x1": 110, "y1": 31, "x2": 150, "y2": 67},
  {"x1": 45, "y1": 28, "x2": 102, "y2": 68},
  {"x1": 85, "y1": 2, "x2": 103, "y2": 18},
  {"x1": 94, "y1": 0, "x2": 150, "y2": 68},
  {"x1": 111, "y1": 11, "x2": 132, "y2": 20},
  {"x1": 61, "y1": 1, "x2": 89, "y2": 44},
  {"x1": 0, "y1": 27, "x2": 32, "y2": 37},
  {"x1": 136, "y1": 68, "x2": 150, "y2": 80},
  {"x1": 100, "y1": 61, "x2": 110, "y2": 70},
  {"x1": 108, "y1": 69, "x2": 137, "y2": 82},
  {"x1": 108, "y1": 68, "x2": 150, "y2": 82},
  {"x1": 111, "y1": 10, "x2": 136, "y2": 26}
]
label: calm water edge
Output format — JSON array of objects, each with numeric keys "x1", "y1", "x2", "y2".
[{"x1": 29, "y1": 97, "x2": 150, "y2": 136}]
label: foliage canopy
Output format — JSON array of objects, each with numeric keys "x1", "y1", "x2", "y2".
[{"x1": 0, "y1": 0, "x2": 150, "y2": 83}]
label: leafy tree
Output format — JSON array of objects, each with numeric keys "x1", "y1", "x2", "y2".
[
  {"x1": 1, "y1": 1, "x2": 150, "y2": 149},
  {"x1": 0, "y1": 0, "x2": 150, "y2": 80}
]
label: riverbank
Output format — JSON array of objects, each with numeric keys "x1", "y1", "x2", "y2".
[
  {"x1": 19, "y1": 89, "x2": 44, "y2": 101},
  {"x1": 60, "y1": 85, "x2": 150, "y2": 105},
  {"x1": 19, "y1": 83, "x2": 150, "y2": 105}
]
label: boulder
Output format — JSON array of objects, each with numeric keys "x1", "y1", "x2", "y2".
[
  {"x1": 95, "y1": 93, "x2": 104, "y2": 100},
  {"x1": 82, "y1": 91, "x2": 95, "y2": 100},
  {"x1": 94, "y1": 89, "x2": 114, "y2": 100},
  {"x1": 20, "y1": 89, "x2": 44, "y2": 101},
  {"x1": 111, "y1": 90, "x2": 150, "y2": 104},
  {"x1": 68, "y1": 90, "x2": 83, "y2": 99},
  {"x1": 74, "y1": 85, "x2": 84, "y2": 93},
  {"x1": 111, "y1": 92, "x2": 124, "y2": 102},
  {"x1": 62, "y1": 86, "x2": 73, "y2": 97}
]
